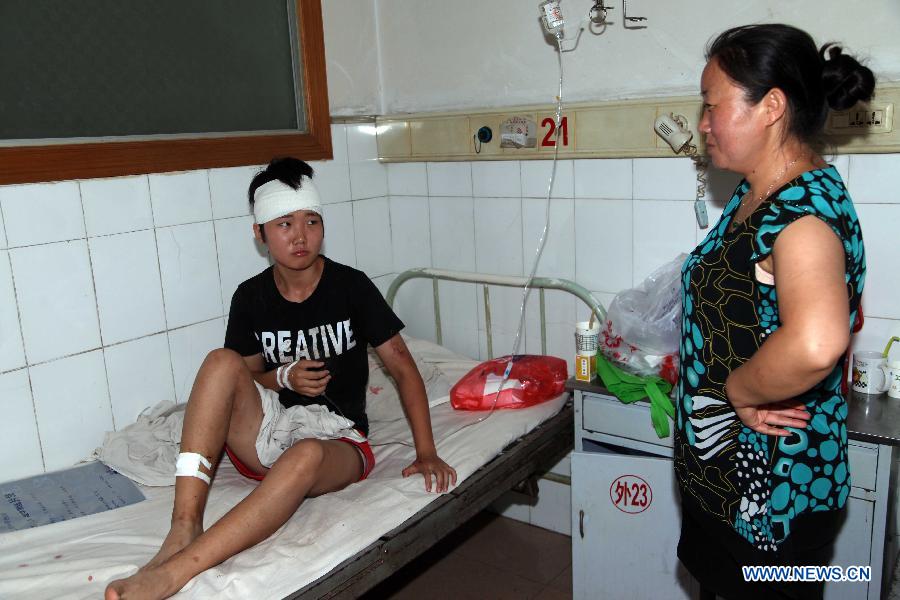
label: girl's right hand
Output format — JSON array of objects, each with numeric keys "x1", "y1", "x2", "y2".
[{"x1": 287, "y1": 360, "x2": 330, "y2": 396}]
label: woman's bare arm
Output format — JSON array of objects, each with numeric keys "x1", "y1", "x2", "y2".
[{"x1": 726, "y1": 215, "x2": 850, "y2": 411}]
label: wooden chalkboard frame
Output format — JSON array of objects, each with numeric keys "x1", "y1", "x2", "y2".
[{"x1": 0, "y1": 0, "x2": 331, "y2": 185}]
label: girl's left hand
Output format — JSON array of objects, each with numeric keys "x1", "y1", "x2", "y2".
[
  {"x1": 733, "y1": 400, "x2": 811, "y2": 436},
  {"x1": 402, "y1": 453, "x2": 458, "y2": 493}
]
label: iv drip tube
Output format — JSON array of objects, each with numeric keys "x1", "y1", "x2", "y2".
[
  {"x1": 447, "y1": 33, "x2": 565, "y2": 432},
  {"x1": 373, "y1": 25, "x2": 570, "y2": 449}
]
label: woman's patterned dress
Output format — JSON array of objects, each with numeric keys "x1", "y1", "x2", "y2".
[{"x1": 675, "y1": 166, "x2": 865, "y2": 552}]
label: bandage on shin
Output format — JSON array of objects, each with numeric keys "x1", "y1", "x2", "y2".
[{"x1": 175, "y1": 452, "x2": 213, "y2": 484}]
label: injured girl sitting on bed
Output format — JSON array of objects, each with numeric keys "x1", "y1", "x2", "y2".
[{"x1": 105, "y1": 157, "x2": 457, "y2": 600}]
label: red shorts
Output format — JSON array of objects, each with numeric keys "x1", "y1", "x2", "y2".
[{"x1": 224, "y1": 437, "x2": 375, "y2": 482}]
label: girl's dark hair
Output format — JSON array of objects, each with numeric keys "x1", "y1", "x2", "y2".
[
  {"x1": 247, "y1": 157, "x2": 315, "y2": 207},
  {"x1": 707, "y1": 24, "x2": 875, "y2": 144}
]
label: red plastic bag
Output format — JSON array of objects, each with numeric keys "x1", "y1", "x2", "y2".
[{"x1": 450, "y1": 355, "x2": 568, "y2": 411}]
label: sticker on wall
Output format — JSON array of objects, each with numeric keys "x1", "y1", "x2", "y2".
[
  {"x1": 500, "y1": 116, "x2": 537, "y2": 148},
  {"x1": 610, "y1": 474, "x2": 652, "y2": 514}
]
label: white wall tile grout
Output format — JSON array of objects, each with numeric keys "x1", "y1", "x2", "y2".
[
  {"x1": 0, "y1": 196, "x2": 8, "y2": 248},
  {"x1": 3, "y1": 344, "x2": 103, "y2": 371},
  {"x1": 24, "y1": 366, "x2": 46, "y2": 473},
  {"x1": 349, "y1": 201, "x2": 360, "y2": 267},
  {"x1": 83, "y1": 226, "x2": 155, "y2": 240},
  {"x1": 4, "y1": 247, "x2": 45, "y2": 472},
  {"x1": 207, "y1": 169, "x2": 227, "y2": 334},
  {"x1": 386, "y1": 198, "x2": 395, "y2": 274},
  {"x1": 148, "y1": 218, "x2": 223, "y2": 232},
  {"x1": 630, "y1": 159, "x2": 635, "y2": 286},
  {"x1": 425, "y1": 164, "x2": 433, "y2": 271},
  {"x1": 77, "y1": 181, "x2": 118, "y2": 430},
  {"x1": 81, "y1": 206, "x2": 106, "y2": 348},
  {"x1": 426, "y1": 194, "x2": 436, "y2": 273},
  {"x1": 4, "y1": 236, "x2": 89, "y2": 250},
  {"x1": 0, "y1": 311, "x2": 233, "y2": 377},
  {"x1": 146, "y1": 185, "x2": 180, "y2": 400},
  {"x1": 4, "y1": 251, "x2": 28, "y2": 370},
  {"x1": 5, "y1": 255, "x2": 30, "y2": 374}
]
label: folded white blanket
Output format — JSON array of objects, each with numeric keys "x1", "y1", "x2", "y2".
[
  {"x1": 96, "y1": 391, "x2": 365, "y2": 485},
  {"x1": 94, "y1": 401, "x2": 184, "y2": 486}
]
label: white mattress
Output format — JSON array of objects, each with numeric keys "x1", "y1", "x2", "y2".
[{"x1": 0, "y1": 340, "x2": 568, "y2": 599}]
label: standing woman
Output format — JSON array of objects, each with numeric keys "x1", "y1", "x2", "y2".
[{"x1": 675, "y1": 24, "x2": 874, "y2": 599}]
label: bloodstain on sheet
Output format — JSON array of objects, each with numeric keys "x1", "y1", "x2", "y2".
[
  {"x1": 18, "y1": 564, "x2": 28, "y2": 568},
  {"x1": 88, "y1": 575, "x2": 93, "y2": 582},
  {"x1": 54, "y1": 554, "x2": 63, "y2": 559},
  {"x1": 369, "y1": 386, "x2": 383, "y2": 395}
]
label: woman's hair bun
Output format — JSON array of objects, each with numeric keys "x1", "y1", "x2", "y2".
[{"x1": 821, "y1": 43, "x2": 875, "y2": 111}]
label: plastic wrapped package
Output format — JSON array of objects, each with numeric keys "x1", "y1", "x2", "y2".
[
  {"x1": 599, "y1": 254, "x2": 685, "y2": 385},
  {"x1": 450, "y1": 355, "x2": 568, "y2": 411}
]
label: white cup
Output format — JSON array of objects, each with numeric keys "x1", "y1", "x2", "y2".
[
  {"x1": 884, "y1": 360, "x2": 900, "y2": 399},
  {"x1": 575, "y1": 321, "x2": 600, "y2": 356},
  {"x1": 852, "y1": 351, "x2": 888, "y2": 395}
]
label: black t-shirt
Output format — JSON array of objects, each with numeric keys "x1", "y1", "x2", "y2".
[{"x1": 224, "y1": 257, "x2": 404, "y2": 436}]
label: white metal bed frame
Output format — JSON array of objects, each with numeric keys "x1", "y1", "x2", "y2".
[{"x1": 286, "y1": 268, "x2": 605, "y2": 599}]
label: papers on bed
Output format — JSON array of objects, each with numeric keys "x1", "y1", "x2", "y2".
[
  {"x1": 0, "y1": 462, "x2": 145, "y2": 533},
  {"x1": 0, "y1": 336, "x2": 568, "y2": 599}
]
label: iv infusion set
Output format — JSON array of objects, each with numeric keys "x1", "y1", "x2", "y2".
[
  {"x1": 377, "y1": 0, "x2": 668, "y2": 446},
  {"x1": 483, "y1": 0, "x2": 655, "y2": 420},
  {"x1": 542, "y1": 0, "x2": 708, "y2": 228},
  {"x1": 539, "y1": 0, "x2": 617, "y2": 51},
  {"x1": 439, "y1": 0, "x2": 621, "y2": 436}
]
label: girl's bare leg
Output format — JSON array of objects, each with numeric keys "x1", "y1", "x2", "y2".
[
  {"x1": 140, "y1": 348, "x2": 266, "y2": 570},
  {"x1": 105, "y1": 438, "x2": 362, "y2": 600}
]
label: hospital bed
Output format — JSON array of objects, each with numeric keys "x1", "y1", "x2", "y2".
[{"x1": 0, "y1": 269, "x2": 604, "y2": 600}]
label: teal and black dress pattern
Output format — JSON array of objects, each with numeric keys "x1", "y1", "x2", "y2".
[{"x1": 674, "y1": 166, "x2": 865, "y2": 552}]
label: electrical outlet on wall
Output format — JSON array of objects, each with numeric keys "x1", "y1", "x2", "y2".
[{"x1": 826, "y1": 103, "x2": 894, "y2": 134}]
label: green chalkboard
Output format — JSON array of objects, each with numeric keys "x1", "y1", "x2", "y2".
[{"x1": 0, "y1": 0, "x2": 305, "y2": 141}]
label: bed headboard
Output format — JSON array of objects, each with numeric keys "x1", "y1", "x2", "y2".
[{"x1": 386, "y1": 268, "x2": 607, "y2": 357}]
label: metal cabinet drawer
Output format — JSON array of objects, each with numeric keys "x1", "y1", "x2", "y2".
[
  {"x1": 847, "y1": 442, "x2": 877, "y2": 492},
  {"x1": 581, "y1": 392, "x2": 673, "y2": 449}
]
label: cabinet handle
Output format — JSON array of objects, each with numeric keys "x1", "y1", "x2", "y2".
[{"x1": 579, "y1": 509, "x2": 585, "y2": 539}]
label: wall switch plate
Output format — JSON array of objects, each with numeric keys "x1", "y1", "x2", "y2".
[
  {"x1": 376, "y1": 85, "x2": 900, "y2": 161},
  {"x1": 826, "y1": 103, "x2": 894, "y2": 134}
]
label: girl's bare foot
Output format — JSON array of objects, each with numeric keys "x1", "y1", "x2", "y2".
[
  {"x1": 104, "y1": 564, "x2": 181, "y2": 600},
  {"x1": 140, "y1": 518, "x2": 203, "y2": 571}
]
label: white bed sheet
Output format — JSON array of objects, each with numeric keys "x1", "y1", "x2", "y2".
[{"x1": 0, "y1": 346, "x2": 568, "y2": 600}]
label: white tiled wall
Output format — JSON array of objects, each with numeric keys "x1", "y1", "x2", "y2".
[
  {"x1": 381, "y1": 152, "x2": 900, "y2": 534},
  {"x1": 2, "y1": 124, "x2": 898, "y2": 538},
  {"x1": 0, "y1": 124, "x2": 377, "y2": 480}
]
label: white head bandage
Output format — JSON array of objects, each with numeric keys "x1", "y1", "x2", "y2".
[{"x1": 253, "y1": 177, "x2": 322, "y2": 225}]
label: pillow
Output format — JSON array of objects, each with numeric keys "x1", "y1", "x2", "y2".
[{"x1": 365, "y1": 335, "x2": 466, "y2": 422}]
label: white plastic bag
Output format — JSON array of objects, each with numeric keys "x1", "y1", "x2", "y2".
[{"x1": 600, "y1": 254, "x2": 686, "y2": 383}]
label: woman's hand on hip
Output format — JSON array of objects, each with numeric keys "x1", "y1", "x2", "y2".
[{"x1": 733, "y1": 400, "x2": 811, "y2": 436}]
